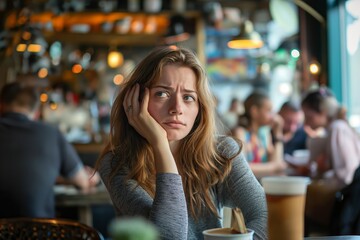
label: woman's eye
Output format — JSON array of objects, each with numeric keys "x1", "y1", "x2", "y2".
[
  {"x1": 155, "y1": 91, "x2": 169, "y2": 98},
  {"x1": 184, "y1": 95, "x2": 196, "y2": 102}
]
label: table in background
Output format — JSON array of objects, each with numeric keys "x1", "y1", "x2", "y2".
[
  {"x1": 305, "y1": 236, "x2": 360, "y2": 239},
  {"x1": 54, "y1": 184, "x2": 113, "y2": 227},
  {"x1": 73, "y1": 143, "x2": 105, "y2": 167}
]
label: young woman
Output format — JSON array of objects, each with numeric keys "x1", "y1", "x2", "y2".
[
  {"x1": 232, "y1": 91, "x2": 287, "y2": 179},
  {"x1": 302, "y1": 87, "x2": 360, "y2": 185},
  {"x1": 96, "y1": 46, "x2": 267, "y2": 239}
]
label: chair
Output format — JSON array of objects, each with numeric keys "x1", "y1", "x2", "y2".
[
  {"x1": 330, "y1": 166, "x2": 360, "y2": 235},
  {"x1": 0, "y1": 217, "x2": 104, "y2": 240}
]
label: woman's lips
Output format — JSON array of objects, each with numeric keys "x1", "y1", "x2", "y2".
[{"x1": 163, "y1": 121, "x2": 186, "y2": 128}]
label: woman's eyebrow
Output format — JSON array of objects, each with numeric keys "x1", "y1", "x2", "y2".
[
  {"x1": 152, "y1": 85, "x2": 197, "y2": 94},
  {"x1": 151, "y1": 84, "x2": 172, "y2": 90}
]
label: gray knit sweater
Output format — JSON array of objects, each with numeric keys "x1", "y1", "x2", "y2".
[{"x1": 99, "y1": 136, "x2": 268, "y2": 240}]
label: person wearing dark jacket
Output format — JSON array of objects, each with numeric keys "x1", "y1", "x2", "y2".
[{"x1": 0, "y1": 82, "x2": 99, "y2": 218}]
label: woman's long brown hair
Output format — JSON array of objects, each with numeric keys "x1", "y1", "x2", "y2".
[{"x1": 96, "y1": 46, "x2": 241, "y2": 218}]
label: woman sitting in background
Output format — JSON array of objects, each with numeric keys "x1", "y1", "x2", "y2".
[
  {"x1": 302, "y1": 87, "x2": 360, "y2": 185},
  {"x1": 231, "y1": 90, "x2": 287, "y2": 179}
]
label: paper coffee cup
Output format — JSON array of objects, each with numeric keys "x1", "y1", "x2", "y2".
[
  {"x1": 261, "y1": 176, "x2": 310, "y2": 240},
  {"x1": 203, "y1": 228, "x2": 254, "y2": 240},
  {"x1": 261, "y1": 176, "x2": 310, "y2": 195}
]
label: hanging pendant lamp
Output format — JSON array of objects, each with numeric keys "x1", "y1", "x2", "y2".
[{"x1": 227, "y1": 20, "x2": 264, "y2": 49}]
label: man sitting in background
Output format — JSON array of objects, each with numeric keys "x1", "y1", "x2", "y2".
[{"x1": 0, "y1": 82, "x2": 100, "y2": 218}]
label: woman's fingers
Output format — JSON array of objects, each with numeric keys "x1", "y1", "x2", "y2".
[
  {"x1": 130, "y1": 84, "x2": 140, "y2": 114},
  {"x1": 123, "y1": 87, "x2": 132, "y2": 114},
  {"x1": 123, "y1": 85, "x2": 167, "y2": 145},
  {"x1": 123, "y1": 84, "x2": 138, "y2": 116},
  {"x1": 140, "y1": 87, "x2": 149, "y2": 112}
]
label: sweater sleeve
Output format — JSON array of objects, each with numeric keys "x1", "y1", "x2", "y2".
[
  {"x1": 217, "y1": 136, "x2": 268, "y2": 240},
  {"x1": 329, "y1": 120, "x2": 360, "y2": 185},
  {"x1": 98, "y1": 153, "x2": 188, "y2": 240}
]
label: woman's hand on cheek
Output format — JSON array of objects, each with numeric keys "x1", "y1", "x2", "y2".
[{"x1": 124, "y1": 84, "x2": 167, "y2": 146}]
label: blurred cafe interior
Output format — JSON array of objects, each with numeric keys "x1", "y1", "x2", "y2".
[{"x1": 0, "y1": 0, "x2": 359, "y2": 238}]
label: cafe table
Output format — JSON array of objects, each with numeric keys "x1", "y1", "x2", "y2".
[{"x1": 54, "y1": 183, "x2": 113, "y2": 226}]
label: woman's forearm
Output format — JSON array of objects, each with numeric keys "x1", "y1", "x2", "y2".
[
  {"x1": 269, "y1": 141, "x2": 285, "y2": 163},
  {"x1": 152, "y1": 141, "x2": 178, "y2": 174}
]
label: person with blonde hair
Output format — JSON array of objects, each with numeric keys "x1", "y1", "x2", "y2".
[
  {"x1": 302, "y1": 87, "x2": 360, "y2": 185},
  {"x1": 96, "y1": 46, "x2": 267, "y2": 240}
]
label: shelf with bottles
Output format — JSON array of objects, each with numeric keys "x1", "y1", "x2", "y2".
[
  {"x1": 4, "y1": 10, "x2": 202, "y2": 46},
  {"x1": 42, "y1": 32, "x2": 162, "y2": 46}
]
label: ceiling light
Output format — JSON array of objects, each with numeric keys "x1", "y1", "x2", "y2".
[
  {"x1": 107, "y1": 50, "x2": 124, "y2": 68},
  {"x1": 227, "y1": 20, "x2": 264, "y2": 49}
]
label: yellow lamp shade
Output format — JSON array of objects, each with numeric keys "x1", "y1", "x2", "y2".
[{"x1": 228, "y1": 20, "x2": 264, "y2": 49}]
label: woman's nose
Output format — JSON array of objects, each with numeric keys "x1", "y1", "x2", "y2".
[{"x1": 169, "y1": 96, "x2": 183, "y2": 115}]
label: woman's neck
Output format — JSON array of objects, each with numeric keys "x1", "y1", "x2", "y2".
[
  {"x1": 169, "y1": 141, "x2": 180, "y2": 158},
  {"x1": 248, "y1": 121, "x2": 260, "y2": 133}
]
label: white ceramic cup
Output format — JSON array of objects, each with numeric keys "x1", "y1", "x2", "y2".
[
  {"x1": 171, "y1": 0, "x2": 186, "y2": 12},
  {"x1": 203, "y1": 228, "x2": 254, "y2": 240},
  {"x1": 127, "y1": 0, "x2": 140, "y2": 12},
  {"x1": 143, "y1": 0, "x2": 162, "y2": 13}
]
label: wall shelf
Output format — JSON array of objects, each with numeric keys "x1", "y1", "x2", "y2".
[
  {"x1": 43, "y1": 32, "x2": 164, "y2": 46},
  {"x1": 6, "y1": 10, "x2": 204, "y2": 52}
]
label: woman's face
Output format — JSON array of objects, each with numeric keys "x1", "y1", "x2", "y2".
[
  {"x1": 302, "y1": 106, "x2": 328, "y2": 129},
  {"x1": 148, "y1": 65, "x2": 199, "y2": 143},
  {"x1": 253, "y1": 99, "x2": 273, "y2": 126}
]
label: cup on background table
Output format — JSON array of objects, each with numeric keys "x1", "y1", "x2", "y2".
[
  {"x1": 143, "y1": 0, "x2": 162, "y2": 13},
  {"x1": 203, "y1": 228, "x2": 254, "y2": 240},
  {"x1": 261, "y1": 176, "x2": 310, "y2": 240}
]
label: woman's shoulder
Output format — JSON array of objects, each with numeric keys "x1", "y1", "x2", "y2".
[
  {"x1": 330, "y1": 119, "x2": 354, "y2": 133},
  {"x1": 330, "y1": 119, "x2": 359, "y2": 139},
  {"x1": 98, "y1": 151, "x2": 116, "y2": 171},
  {"x1": 216, "y1": 135, "x2": 242, "y2": 157},
  {"x1": 330, "y1": 119, "x2": 349, "y2": 128},
  {"x1": 102, "y1": 151, "x2": 114, "y2": 160},
  {"x1": 216, "y1": 134, "x2": 240, "y2": 146}
]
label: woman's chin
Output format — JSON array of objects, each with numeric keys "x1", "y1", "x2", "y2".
[
  {"x1": 167, "y1": 136, "x2": 183, "y2": 142},
  {"x1": 166, "y1": 133, "x2": 188, "y2": 142}
]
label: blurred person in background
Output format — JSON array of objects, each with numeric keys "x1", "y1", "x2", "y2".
[
  {"x1": 301, "y1": 87, "x2": 360, "y2": 186},
  {"x1": 278, "y1": 100, "x2": 307, "y2": 156},
  {"x1": 232, "y1": 90, "x2": 287, "y2": 179},
  {"x1": 0, "y1": 81, "x2": 100, "y2": 218},
  {"x1": 301, "y1": 87, "x2": 360, "y2": 235},
  {"x1": 222, "y1": 97, "x2": 244, "y2": 130}
]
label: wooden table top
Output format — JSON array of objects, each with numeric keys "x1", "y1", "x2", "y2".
[{"x1": 54, "y1": 184, "x2": 112, "y2": 207}]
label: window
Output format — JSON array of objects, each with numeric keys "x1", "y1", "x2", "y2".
[
  {"x1": 329, "y1": 0, "x2": 360, "y2": 132},
  {"x1": 344, "y1": 0, "x2": 360, "y2": 131}
]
